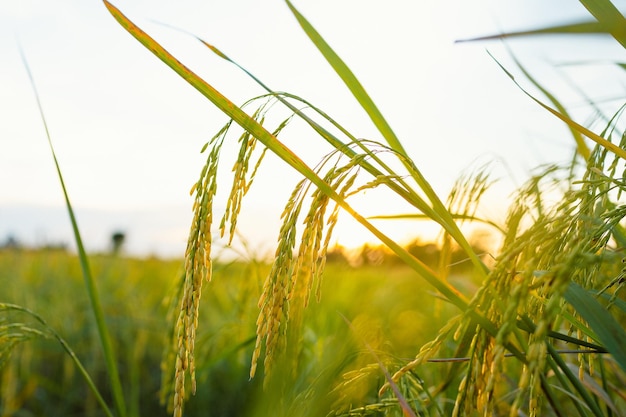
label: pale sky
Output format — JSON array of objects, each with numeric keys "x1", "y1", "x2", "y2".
[{"x1": 1, "y1": 0, "x2": 624, "y2": 258}]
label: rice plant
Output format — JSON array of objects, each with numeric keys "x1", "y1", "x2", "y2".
[
  {"x1": 2, "y1": 1, "x2": 624, "y2": 416},
  {"x1": 101, "y1": 0, "x2": 626, "y2": 415}
]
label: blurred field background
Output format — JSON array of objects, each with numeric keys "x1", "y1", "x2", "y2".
[{"x1": 0, "y1": 240, "x2": 484, "y2": 417}]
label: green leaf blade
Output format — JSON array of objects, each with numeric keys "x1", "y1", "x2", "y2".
[
  {"x1": 283, "y1": 0, "x2": 405, "y2": 157},
  {"x1": 564, "y1": 282, "x2": 626, "y2": 373},
  {"x1": 456, "y1": 20, "x2": 615, "y2": 43},
  {"x1": 579, "y1": 0, "x2": 626, "y2": 48}
]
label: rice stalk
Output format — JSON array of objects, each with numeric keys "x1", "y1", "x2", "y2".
[
  {"x1": 381, "y1": 143, "x2": 625, "y2": 415},
  {"x1": 251, "y1": 143, "x2": 407, "y2": 381},
  {"x1": 165, "y1": 95, "x2": 281, "y2": 414},
  {"x1": 104, "y1": 0, "x2": 626, "y2": 415},
  {"x1": 448, "y1": 9, "x2": 626, "y2": 412},
  {"x1": 103, "y1": 8, "x2": 496, "y2": 414}
]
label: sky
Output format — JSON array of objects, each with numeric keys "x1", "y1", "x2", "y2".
[{"x1": 1, "y1": 0, "x2": 625, "y2": 258}]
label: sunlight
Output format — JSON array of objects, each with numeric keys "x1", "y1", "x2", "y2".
[{"x1": 331, "y1": 214, "x2": 442, "y2": 252}]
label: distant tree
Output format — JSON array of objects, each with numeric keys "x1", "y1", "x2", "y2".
[
  {"x1": 111, "y1": 231, "x2": 126, "y2": 255},
  {"x1": 1, "y1": 234, "x2": 20, "y2": 250}
]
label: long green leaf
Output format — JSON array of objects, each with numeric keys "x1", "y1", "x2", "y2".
[
  {"x1": 455, "y1": 0, "x2": 626, "y2": 48},
  {"x1": 283, "y1": 0, "x2": 404, "y2": 157},
  {"x1": 488, "y1": 51, "x2": 626, "y2": 161},
  {"x1": 456, "y1": 20, "x2": 617, "y2": 43},
  {"x1": 564, "y1": 282, "x2": 626, "y2": 372},
  {"x1": 20, "y1": 48, "x2": 125, "y2": 417},
  {"x1": 504, "y1": 47, "x2": 592, "y2": 160},
  {"x1": 579, "y1": 0, "x2": 626, "y2": 48}
]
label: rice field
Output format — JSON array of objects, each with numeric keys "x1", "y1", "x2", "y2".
[{"x1": 0, "y1": 247, "x2": 470, "y2": 416}]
